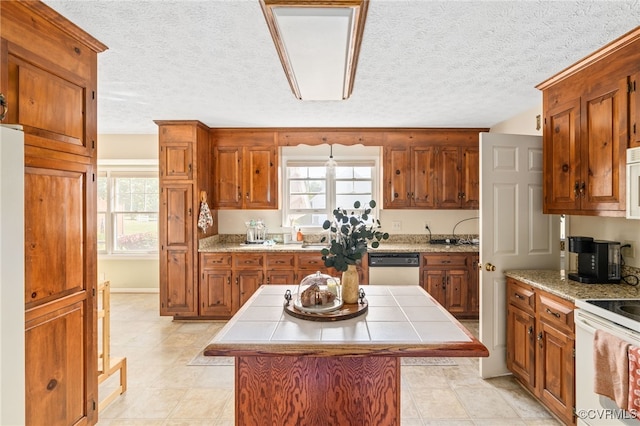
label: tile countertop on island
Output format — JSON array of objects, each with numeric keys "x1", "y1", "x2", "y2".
[{"x1": 504, "y1": 270, "x2": 640, "y2": 302}]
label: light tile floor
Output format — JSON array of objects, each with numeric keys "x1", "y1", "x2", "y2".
[{"x1": 96, "y1": 293, "x2": 562, "y2": 426}]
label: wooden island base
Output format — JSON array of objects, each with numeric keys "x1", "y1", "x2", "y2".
[{"x1": 236, "y1": 355, "x2": 400, "y2": 425}]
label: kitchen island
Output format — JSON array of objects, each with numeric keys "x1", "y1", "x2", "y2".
[{"x1": 204, "y1": 284, "x2": 488, "y2": 425}]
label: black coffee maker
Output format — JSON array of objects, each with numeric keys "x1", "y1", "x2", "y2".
[{"x1": 567, "y1": 236, "x2": 621, "y2": 284}]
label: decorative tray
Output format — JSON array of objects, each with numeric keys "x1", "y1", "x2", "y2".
[{"x1": 283, "y1": 289, "x2": 368, "y2": 322}]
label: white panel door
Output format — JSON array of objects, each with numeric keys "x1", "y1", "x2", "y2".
[{"x1": 479, "y1": 132, "x2": 560, "y2": 378}]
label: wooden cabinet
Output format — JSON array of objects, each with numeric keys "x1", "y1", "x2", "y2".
[
  {"x1": 506, "y1": 278, "x2": 575, "y2": 425},
  {"x1": 382, "y1": 131, "x2": 479, "y2": 210},
  {"x1": 212, "y1": 130, "x2": 278, "y2": 209},
  {"x1": 266, "y1": 254, "x2": 296, "y2": 284},
  {"x1": 435, "y1": 145, "x2": 479, "y2": 209},
  {"x1": 538, "y1": 27, "x2": 640, "y2": 216},
  {"x1": 420, "y1": 253, "x2": 478, "y2": 318},
  {"x1": 198, "y1": 250, "x2": 369, "y2": 318},
  {"x1": 199, "y1": 253, "x2": 265, "y2": 318},
  {"x1": 1, "y1": 2, "x2": 107, "y2": 424},
  {"x1": 383, "y1": 144, "x2": 436, "y2": 208},
  {"x1": 157, "y1": 121, "x2": 214, "y2": 317}
]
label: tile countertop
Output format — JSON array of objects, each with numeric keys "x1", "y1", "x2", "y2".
[
  {"x1": 504, "y1": 270, "x2": 640, "y2": 302},
  {"x1": 198, "y1": 239, "x2": 479, "y2": 254},
  {"x1": 203, "y1": 284, "x2": 489, "y2": 357}
]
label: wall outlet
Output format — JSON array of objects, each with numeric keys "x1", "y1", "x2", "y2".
[
  {"x1": 622, "y1": 240, "x2": 635, "y2": 259},
  {"x1": 391, "y1": 221, "x2": 402, "y2": 231},
  {"x1": 424, "y1": 222, "x2": 431, "y2": 231}
]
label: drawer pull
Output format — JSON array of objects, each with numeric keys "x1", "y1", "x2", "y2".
[
  {"x1": 545, "y1": 308, "x2": 561, "y2": 318},
  {"x1": 514, "y1": 293, "x2": 525, "y2": 300}
]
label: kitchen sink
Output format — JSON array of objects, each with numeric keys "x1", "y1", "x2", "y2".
[{"x1": 618, "y1": 303, "x2": 640, "y2": 319}]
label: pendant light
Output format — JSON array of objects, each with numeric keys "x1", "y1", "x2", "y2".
[{"x1": 325, "y1": 144, "x2": 337, "y2": 176}]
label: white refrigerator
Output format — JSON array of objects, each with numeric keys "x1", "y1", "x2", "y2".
[{"x1": 0, "y1": 124, "x2": 25, "y2": 425}]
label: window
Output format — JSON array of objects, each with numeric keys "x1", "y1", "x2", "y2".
[
  {"x1": 283, "y1": 160, "x2": 377, "y2": 228},
  {"x1": 97, "y1": 166, "x2": 159, "y2": 255}
]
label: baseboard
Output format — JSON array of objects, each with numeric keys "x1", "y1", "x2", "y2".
[{"x1": 109, "y1": 287, "x2": 159, "y2": 294}]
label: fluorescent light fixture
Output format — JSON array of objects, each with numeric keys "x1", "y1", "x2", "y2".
[{"x1": 259, "y1": 0, "x2": 369, "y2": 100}]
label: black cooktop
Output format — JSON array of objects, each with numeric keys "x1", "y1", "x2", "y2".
[{"x1": 585, "y1": 299, "x2": 640, "y2": 324}]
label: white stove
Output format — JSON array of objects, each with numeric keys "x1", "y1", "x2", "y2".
[
  {"x1": 575, "y1": 299, "x2": 640, "y2": 332},
  {"x1": 574, "y1": 298, "x2": 640, "y2": 425}
]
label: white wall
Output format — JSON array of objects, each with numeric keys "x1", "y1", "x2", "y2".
[
  {"x1": 217, "y1": 209, "x2": 479, "y2": 237},
  {"x1": 490, "y1": 105, "x2": 542, "y2": 136},
  {"x1": 98, "y1": 133, "x2": 159, "y2": 290}
]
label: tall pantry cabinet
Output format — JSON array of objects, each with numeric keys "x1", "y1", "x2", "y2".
[
  {"x1": 1, "y1": 2, "x2": 107, "y2": 425},
  {"x1": 156, "y1": 121, "x2": 216, "y2": 317}
]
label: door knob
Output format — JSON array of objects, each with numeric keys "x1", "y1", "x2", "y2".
[{"x1": 484, "y1": 263, "x2": 496, "y2": 271}]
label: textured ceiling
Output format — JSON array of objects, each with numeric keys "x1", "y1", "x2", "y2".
[{"x1": 43, "y1": 0, "x2": 640, "y2": 134}]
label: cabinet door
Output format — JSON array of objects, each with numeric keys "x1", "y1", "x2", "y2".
[
  {"x1": 444, "y1": 269, "x2": 468, "y2": 315},
  {"x1": 215, "y1": 145, "x2": 242, "y2": 208},
  {"x1": 7, "y1": 55, "x2": 93, "y2": 157},
  {"x1": 25, "y1": 301, "x2": 88, "y2": 426},
  {"x1": 506, "y1": 304, "x2": 536, "y2": 389},
  {"x1": 436, "y1": 146, "x2": 462, "y2": 208},
  {"x1": 160, "y1": 142, "x2": 193, "y2": 180},
  {"x1": 236, "y1": 270, "x2": 263, "y2": 307},
  {"x1": 467, "y1": 255, "x2": 480, "y2": 317},
  {"x1": 244, "y1": 145, "x2": 277, "y2": 209},
  {"x1": 461, "y1": 146, "x2": 479, "y2": 209},
  {"x1": 543, "y1": 98, "x2": 581, "y2": 213},
  {"x1": 24, "y1": 158, "x2": 90, "y2": 308},
  {"x1": 383, "y1": 145, "x2": 411, "y2": 208},
  {"x1": 200, "y1": 269, "x2": 235, "y2": 317},
  {"x1": 159, "y1": 184, "x2": 196, "y2": 316},
  {"x1": 581, "y1": 82, "x2": 626, "y2": 212},
  {"x1": 422, "y1": 270, "x2": 447, "y2": 307},
  {"x1": 536, "y1": 322, "x2": 575, "y2": 425},
  {"x1": 411, "y1": 146, "x2": 436, "y2": 208}
]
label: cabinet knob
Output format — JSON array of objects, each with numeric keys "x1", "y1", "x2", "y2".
[
  {"x1": 528, "y1": 325, "x2": 533, "y2": 336},
  {"x1": 395, "y1": 170, "x2": 401, "y2": 175}
]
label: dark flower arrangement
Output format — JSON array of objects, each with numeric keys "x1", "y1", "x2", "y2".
[{"x1": 320, "y1": 200, "x2": 389, "y2": 272}]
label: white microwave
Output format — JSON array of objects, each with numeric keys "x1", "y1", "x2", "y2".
[{"x1": 627, "y1": 147, "x2": 640, "y2": 219}]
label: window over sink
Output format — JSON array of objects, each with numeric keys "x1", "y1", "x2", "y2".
[{"x1": 281, "y1": 145, "x2": 380, "y2": 228}]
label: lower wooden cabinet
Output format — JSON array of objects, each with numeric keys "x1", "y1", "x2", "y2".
[
  {"x1": 198, "y1": 251, "x2": 369, "y2": 318},
  {"x1": 506, "y1": 277, "x2": 575, "y2": 425},
  {"x1": 420, "y1": 253, "x2": 478, "y2": 319}
]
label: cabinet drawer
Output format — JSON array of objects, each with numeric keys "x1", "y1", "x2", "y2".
[
  {"x1": 200, "y1": 253, "x2": 231, "y2": 269},
  {"x1": 422, "y1": 254, "x2": 468, "y2": 267},
  {"x1": 266, "y1": 254, "x2": 295, "y2": 269},
  {"x1": 233, "y1": 253, "x2": 264, "y2": 269},
  {"x1": 297, "y1": 253, "x2": 327, "y2": 269},
  {"x1": 507, "y1": 278, "x2": 535, "y2": 313},
  {"x1": 538, "y1": 292, "x2": 574, "y2": 332}
]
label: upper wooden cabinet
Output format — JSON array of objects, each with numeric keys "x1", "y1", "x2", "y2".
[
  {"x1": 383, "y1": 144, "x2": 436, "y2": 208},
  {"x1": 212, "y1": 130, "x2": 278, "y2": 209},
  {"x1": 537, "y1": 27, "x2": 640, "y2": 216},
  {"x1": 383, "y1": 131, "x2": 480, "y2": 209},
  {"x1": 436, "y1": 145, "x2": 479, "y2": 209}
]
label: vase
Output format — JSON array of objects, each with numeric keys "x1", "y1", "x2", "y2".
[{"x1": 341, "y1": 264, "x2": 359, "y2": 304}]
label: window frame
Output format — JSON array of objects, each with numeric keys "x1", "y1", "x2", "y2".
[
  {"x1": 281, "y1": 154, "x2": 379, "y2": 229},
  {"x1": 97, "y1": 160, "x2": 159, "y2": 258}
]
